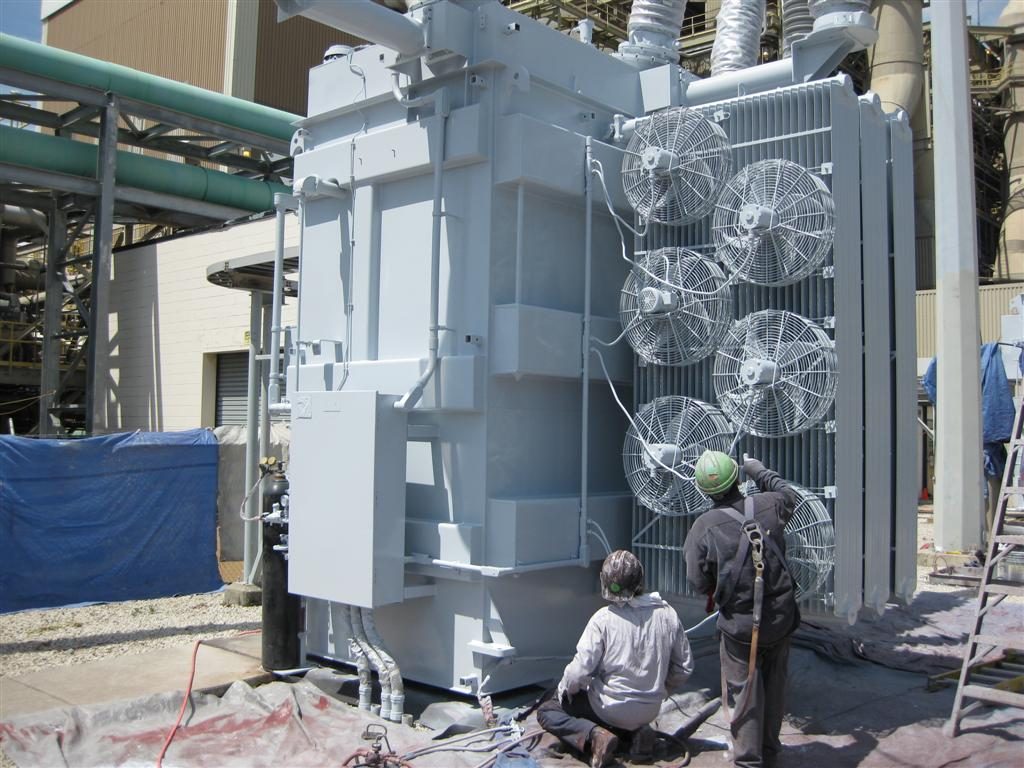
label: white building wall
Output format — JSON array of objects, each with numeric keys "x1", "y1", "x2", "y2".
[{"x1": 98, "y1": 215, "x2": 300, "y2": 432}]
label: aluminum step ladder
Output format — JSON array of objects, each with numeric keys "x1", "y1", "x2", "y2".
[{"x1": 945, "y1": 396, "x2": 1024, "y2": 737}]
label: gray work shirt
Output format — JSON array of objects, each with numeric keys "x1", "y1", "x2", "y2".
[
  {"x1": 558, "y1": 593, "x2": 693, "y2": 731},
  {"x1": 683, "y1": 460, "x2": 801, "y2": 646}
]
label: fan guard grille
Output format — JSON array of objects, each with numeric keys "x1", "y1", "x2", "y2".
[
  {"x1": 713, "y1": 310, "x2": 837, "y2": 437},
  {"x1": 623, "y1": 396, "x2": 733, "y2": 517},
  {"x1": 742, "y1": 481, "x2": 836, "y2": 598},
  {"x1": 619, "y1": 248, "x2": 734, "y2": 366},
  {"x1": 712, "y1": 159, "x2": 835, "y2": 286},
  {"x1": 622, "y1": 109, "x2": 732, "y2": 224}
]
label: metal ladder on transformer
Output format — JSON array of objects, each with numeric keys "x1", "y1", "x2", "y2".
[{"x1": 945, "y1": 396, "x2": 1024, "y2": 737}]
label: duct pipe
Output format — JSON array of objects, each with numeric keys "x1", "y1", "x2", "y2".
[
  {"x1": 268, "y1": 194, "x2": 297, "y2": 411},
  {"x1": 0, "y1": 206, "x2": 47, "y2": 233},
  {"x1": 999, "y1": 3, "x2": 1024, "y2": 281},
  {"x1": 614, "y1": 0, "x2": 688, "y2": 70},
  {"x1": 0, "y1": 126, "x2": 288, "y2": 213},
  {"x1": 394, "y1": 80, "x2": 449, "y2": 411},
  {"x1": 0, "y1": 34, "x2": 298, "y2": 143},
  {"x1": 361, "y1": 608, "x2": 405, "y2": 723},
  {"x1": 274, "y1": 0, "x2": 424, "y2": 56},
  {"x1": 867, "y1": 0, "x2": 924, "y2": 117},
  {"x1": 782, "y1": 0, "x2": 814, "y2": 57},
  {"x1": 351, "y1": 606, "x2": 392, "y2": 720},
  {"x1": 711, "y1": 0, "x2": 767, "y2": 75}
]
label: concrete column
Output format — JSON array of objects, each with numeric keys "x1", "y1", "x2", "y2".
[
  {"x1": 931, "y1": 0, "x2": 984, "y2": 553},
  {"x1": 39, "y1": 207, "x2": 64, "y2": 436}
]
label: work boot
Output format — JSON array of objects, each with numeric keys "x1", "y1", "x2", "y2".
[{"x1": 588, "y1": 726, "x2": 619, "y2": 768}]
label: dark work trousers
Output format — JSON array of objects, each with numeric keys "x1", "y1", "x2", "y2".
[
  {"x1": 720, "y1": 634, "x2": 791, "y2": 768},
  {"x1": 537, "y1": 693, "x2": 628, "y2": 754}
]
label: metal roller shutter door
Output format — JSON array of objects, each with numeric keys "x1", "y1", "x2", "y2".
[{"x1": 215, "y1": 352, "x2": 249, "y2": 426}]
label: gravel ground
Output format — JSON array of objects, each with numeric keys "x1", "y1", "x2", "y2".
[{"x1": 0, "y1": 592, "x2": 260, "y2": 677}]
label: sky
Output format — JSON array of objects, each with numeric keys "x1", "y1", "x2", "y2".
[
  {"x1": 0, "y1": 0, "x2": 42, "y2": 42},
  {"x1": 0, "y1": 0, "x2": 1015, "y2": 43}
]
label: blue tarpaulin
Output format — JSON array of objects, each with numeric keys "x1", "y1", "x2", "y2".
[
  {"x1": 922, "y1": 343, "x2": 1016, "y2": 478},
  {"x1": 0, "y1": 430, "x2": 222, "y2": 613}
]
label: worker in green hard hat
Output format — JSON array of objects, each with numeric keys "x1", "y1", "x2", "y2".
[{"x1": 683, "y1": 451, "x2": 801, "y2": 768}]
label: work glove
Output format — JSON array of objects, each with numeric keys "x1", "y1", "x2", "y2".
[{"x1": 742, "y1": 455, "x2": 765, "y2": 476}]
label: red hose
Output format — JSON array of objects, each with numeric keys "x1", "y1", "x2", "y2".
[
  {"x1": 155, "y1": 639, "x2": 203, "y2": 768},
  {"x1": 155, "y1": 629, "x2": 262, "y2": 768}
]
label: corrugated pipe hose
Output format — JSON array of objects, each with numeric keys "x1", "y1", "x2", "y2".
[{"x1": 710, "y1": 0, "x2": 767, "y2": 75}]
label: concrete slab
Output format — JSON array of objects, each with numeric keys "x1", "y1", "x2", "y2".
[
  {"x1": 0, "y1": 632, "x2": 267, "y2": 720},
  {"x1": 0, "y1": 678, "x2": 69, "y2": 718}
]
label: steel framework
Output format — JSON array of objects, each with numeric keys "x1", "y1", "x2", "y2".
[{"x1": 0, "y1": 71, "x2": 294, "y2": 436}]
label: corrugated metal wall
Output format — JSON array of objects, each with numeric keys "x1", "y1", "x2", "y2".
[
  {"x1": 253, "y1": 0, "x2": 363, "y2": 115},
  {"x1": 46, "y1": 0, "x2": 229, "y2": 92},
  {"x1": 916, "y1": 282, "x2": 1024, "y2": 359}
]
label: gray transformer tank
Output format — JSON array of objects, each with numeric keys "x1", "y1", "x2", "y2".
[
  {"x1": 277, "y1": 0, "x2": 916, "y2": 696},
  {"x1": 287, "y1": 1, "x2": 641, "y2": 694}
]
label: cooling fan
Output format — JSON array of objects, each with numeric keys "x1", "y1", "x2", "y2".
[
  {"x1": 714, "y1": 310, "x2": 837, "y2": 437},
  {"x1": 623, "y1": 396, "x2": 733, "y2": 517},
  {"x1": 742, "y1": 481, "x2": 835, "y2": 598},
  {"x1": 619, "y1": 248, "x2": 734, "y2": 366},
  {"x1": 712, "y1": 158, "x2": 835, "y2": 285},
  {"x1": 622, "y1": 108, "x2": 732, "y2": 224}
]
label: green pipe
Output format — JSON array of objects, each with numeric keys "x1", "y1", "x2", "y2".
[
  {"x1": 0, "y1": 34, "x2": 300, "y2": 143},
  {"x1": 0, "y1": 125, "x2": 289, "y2": 213}
]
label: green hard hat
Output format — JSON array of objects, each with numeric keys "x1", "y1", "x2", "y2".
[{"x1": 695, "y1": 450, "x2": 738, "y2": 496}]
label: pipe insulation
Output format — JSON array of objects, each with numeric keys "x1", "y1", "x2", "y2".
[
  {"x1": 274, "y1": 0, "x2": 424, "y2": 56},
  {"x1": 867, "y1": 0, "x2": 923, "y2": 117},
  {"x1": 331, "y1": 603, "x2": 373, "y2": 711},
  {"x1": 782, "y1": 0, "x2": 814, "y2": 57},
  {"x1": 360, "y1": 608, "x2": 405, "y2": 723},
  {"x1": 711, "y1": 0, "x2": 767, "y2": 76},
  {"x1": 0, "y1": 125, "x2": 288, "y2": 213},
  {"x1": 615, "y1": 0, "x2": 687, "y2": 69},
  {"x1": 350, "y1": 606, "x2": 392, "y2": 719},
  {"x1": 0, "y1": 34, "x2": 298, "y2": 143}
]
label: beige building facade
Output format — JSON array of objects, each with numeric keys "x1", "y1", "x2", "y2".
[
  {"x1": 97, "y1": 217, "x2": 298, "y2": 432},
  {"x1": 42, "y1": 0, "x2": 359, "y2": 114}
]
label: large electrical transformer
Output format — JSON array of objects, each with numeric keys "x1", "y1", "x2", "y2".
[{"x1": 262, "y1": 0, "x2": 916, "y2": 708}]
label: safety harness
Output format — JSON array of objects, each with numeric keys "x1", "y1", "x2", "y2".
[{"x1": 713, "y1": 496, "x2": 789, "y2": 724}]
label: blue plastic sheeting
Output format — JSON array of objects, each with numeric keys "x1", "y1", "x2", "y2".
[
  {"x1": 0, "y1": 430, "x2": 222, "y2": 613},
  {"x1": 922, "y1": 343, "x2": 1015, "y2": 478}
]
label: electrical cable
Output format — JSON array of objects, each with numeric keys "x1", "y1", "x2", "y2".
[
  {"x1": 684, "y1": 611, "x2": 720, "y2": 636},
  {"x1": 238, "y1": 476, "x2": 264, "y2": 522},
  {"x1": 0, "y1": 390, "x2": 55, "y2": 416},
  {"x1": 469, "y1": 729, "x2": 545, "y2": 768},
  {"x1": 590, "y1": 159, "x2": 744, "y2": 298}
]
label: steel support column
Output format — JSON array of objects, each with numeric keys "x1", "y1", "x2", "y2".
[
  {"x1": 39, "y1": 205, "x2": 64, "y2": 436},
  {"x1": 242, "y1": 291, "x2": 263, "y2": 584},
  {"x1": 85, "y1": 94, "x2": 118, "y2": 435},
  {"x1": 931, "y1": 0, "x2": 984, "y2": 552}
]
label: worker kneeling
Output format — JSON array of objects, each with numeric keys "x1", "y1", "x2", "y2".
[
  {"x1": 537, "y1": 550, "x2": 693, "y2": 767},
  {"x1": 684, "y1": 452, "x2": 800, "y2": 768}
]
